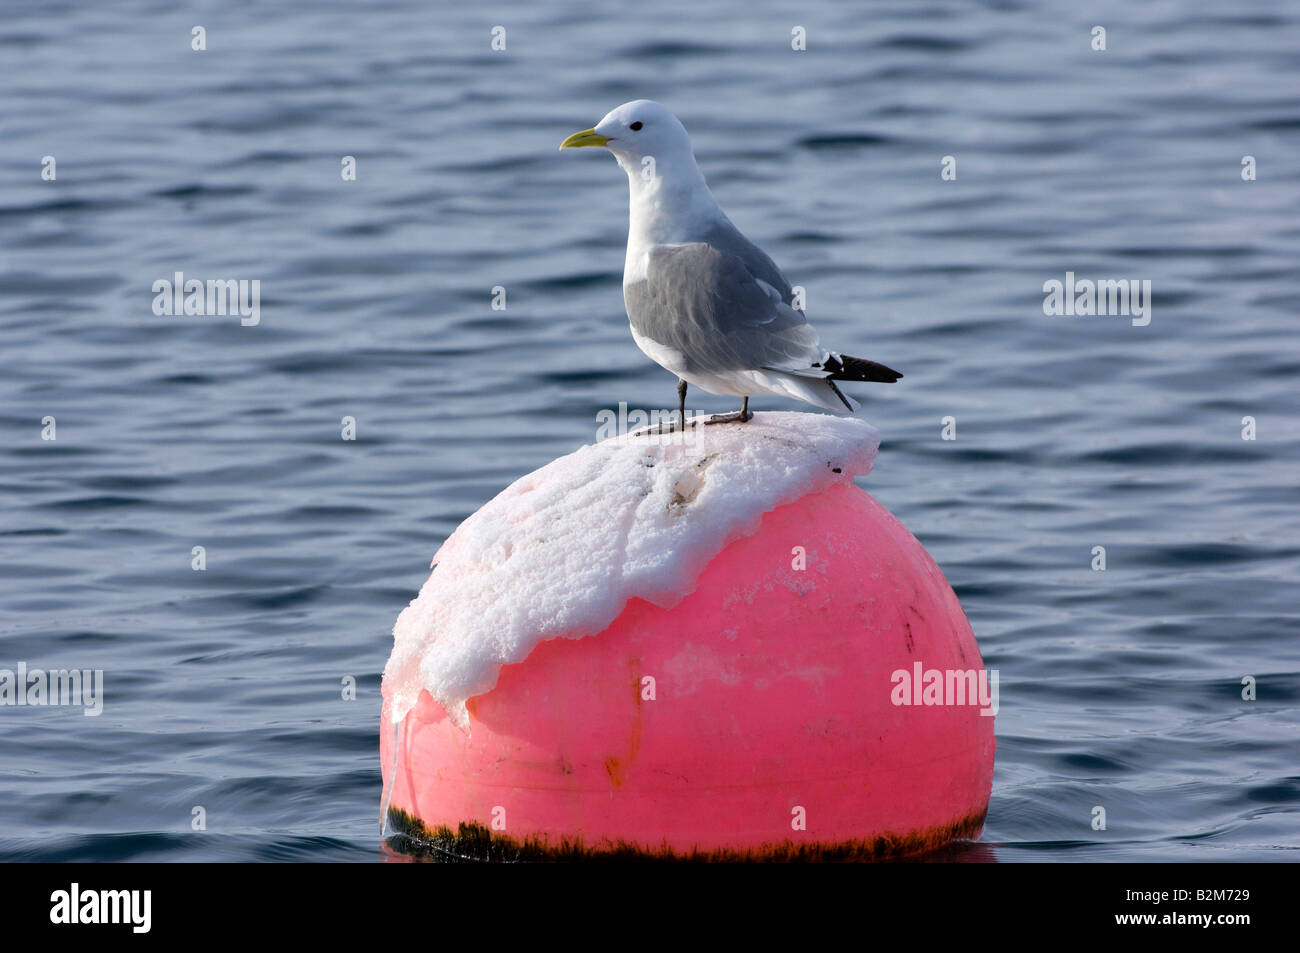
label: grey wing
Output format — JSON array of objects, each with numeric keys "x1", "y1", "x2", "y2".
[
  {"x1": 698, "y1": 218, "x2": 799, "y2": 307},
  {"x1": 624, "y1": 240, "x2": 823, "y2": 375}
]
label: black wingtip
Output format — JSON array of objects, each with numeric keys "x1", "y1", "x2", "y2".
[{"x1": 827, "y1": 354, "x2": 903, "y2": 383}]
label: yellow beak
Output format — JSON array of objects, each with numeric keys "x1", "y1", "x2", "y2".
[{"x1": 559, "y1": 128, "x2": 611, "y2": 150}]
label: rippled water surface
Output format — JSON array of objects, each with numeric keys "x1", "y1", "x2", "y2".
[{"x1": 2, "y1": 0, "x2": 1298, "y2": 861}]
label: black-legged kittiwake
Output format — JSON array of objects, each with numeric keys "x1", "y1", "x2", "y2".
[{"x1": 561, "y1": 100, "x2": 902, "y2": 432}]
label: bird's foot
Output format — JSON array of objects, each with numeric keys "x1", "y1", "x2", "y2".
[
  {"x1": 632, "y1": 416, "x2": 698, "y2": 437},
  {"x1": 704, "y1": 409, "x2": 753, "y2": 425}
]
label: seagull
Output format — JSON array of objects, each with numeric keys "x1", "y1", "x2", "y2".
[{"x1": 560, "y1": 100, "x2": 901, "y2": 432}]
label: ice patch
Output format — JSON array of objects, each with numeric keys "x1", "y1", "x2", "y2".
[{"x1": 382, "y1": 411, "x2": 880, "y2": 727}]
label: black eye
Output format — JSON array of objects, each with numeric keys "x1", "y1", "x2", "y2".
[{"x1": 629, "y1": 121, "x2": 643, "y2": 131}]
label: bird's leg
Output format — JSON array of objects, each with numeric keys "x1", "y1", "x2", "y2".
[
  {"x1": 634, "y1": 379, "x2": 697, "y2": 437},
  {"x1": 705, "y1": 396, "x2": 753, "y2": 425}
]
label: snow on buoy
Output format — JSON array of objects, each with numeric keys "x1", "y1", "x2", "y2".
[{"x1": 380, "y1": 412, "x2": 994, "y2": 860}]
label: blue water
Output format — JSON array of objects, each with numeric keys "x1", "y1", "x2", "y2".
[{"x1": 2, "y1": 0, "x2": 1297, "y2": 861}]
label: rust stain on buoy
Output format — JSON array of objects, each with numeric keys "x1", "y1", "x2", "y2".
[{"x1": 604, "y1": 757, "x2": 624, "y2": 789}]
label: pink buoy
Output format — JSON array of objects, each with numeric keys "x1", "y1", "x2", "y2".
[{"x1": 380, "y1": 414, "x2": 994, "y2": 860}]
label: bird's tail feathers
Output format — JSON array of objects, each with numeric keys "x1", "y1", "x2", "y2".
[
  {"x1": 751, "y1": 369, "x2": 858, "y2": 413},
  {"x1": 826, "y1": 380, "x2": 859, "y2": 412}
]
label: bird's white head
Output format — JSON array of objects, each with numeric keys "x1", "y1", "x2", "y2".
[
  {"x1": 560, "y1": 100, "x2": 701, "y2": 181},
  {"x1": 561, "y1": 100, "x2": 721, "y2": 244}
]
